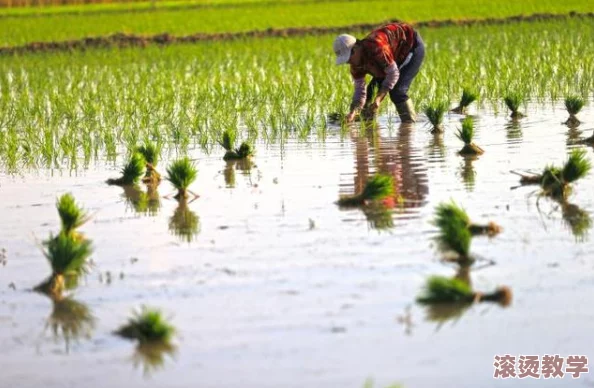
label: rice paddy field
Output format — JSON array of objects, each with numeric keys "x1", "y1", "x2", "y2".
[{"x1": 1, "y1": 1, "x2": 594, "y2": 387}]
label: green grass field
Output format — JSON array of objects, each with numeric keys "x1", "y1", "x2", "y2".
[
  {"x1": 0, "y1": 18, "x2": 592, "y2": 171},
  {"x1": 0, "y1": 0, "x2": 592, "y2": 46}
]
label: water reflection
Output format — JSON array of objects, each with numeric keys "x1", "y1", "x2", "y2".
[
  {"x1": 505, "y1": 119, "x2": 522, "y2": 143},
  {"x1": 122, "y1": 185, "x2": 161, "y2": 216},
  {"x1": 131, "y1": 341, "x2": 177, "y2": 377},
  {"x1": 169, "y1": 199, "x2": 200, "y2": 242},
  {"x1": 223, "y1": 159, "x2": 254, "y2": 188},
  {"x1": 343, "y1": 123, "x2": 429, "y2": 229},
  {"x1": 427, "y1": 133, "x2": 445, "y2": 160},
  {"x1": 458, "y1": 156, "x2": 477, "y2": 191},
  {"x1": 561, "y1": 201, "x2": 592, "y2": 241},
  {"x1": 45, "y1": 296, "x2": 95, "y2": 353}
]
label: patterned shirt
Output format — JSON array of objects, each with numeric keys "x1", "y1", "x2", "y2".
[{"x1": 350, "y1": 23, "x2": 417, "y2": 110}]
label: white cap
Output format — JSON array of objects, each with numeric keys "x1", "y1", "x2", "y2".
[{"x1": 333, "y1": 34, "x2": 356, "y2": 65}]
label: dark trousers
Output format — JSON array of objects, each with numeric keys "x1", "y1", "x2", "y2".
[{"x1": 366, "y1": 32, "x2": 425, "y2": 106}]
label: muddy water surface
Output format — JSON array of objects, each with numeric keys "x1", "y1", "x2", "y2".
[{"x1": 1, "y1": 102, "x2": 594, "y2": 388}]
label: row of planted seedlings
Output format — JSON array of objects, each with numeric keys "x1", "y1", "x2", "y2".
[{"x1": 2, "y1": 18, "x2": 594, "y2": 171}]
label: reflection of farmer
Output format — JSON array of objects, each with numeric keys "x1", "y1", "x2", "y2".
[
  {"x1": 333, "y1": 22, "x2": 425, "y2": 123},
  {"x1": 352, "y1": 123, "x2": 428, "y2": 210}
]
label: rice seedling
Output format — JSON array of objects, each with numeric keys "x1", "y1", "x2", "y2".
[
  {"x1": 504, "y1": 92, "x2": 525, "y2": 119},
  {"x1": 136, "y1": 140, "x2": 162, "y2": 185},
  {"x1": 337, "y1": 174, "x2": 394, "y2": 207},
  {"x1": 514, "y1": 149, "x2": 591, "y2": 199},
  {"x1": 451, "y1": 88, "x2": 478, "y2": 114},
  {"x1": 424, "y1": 101, "x2": 449, "y2": 134},
  {"x1": 116, "y1": 306, "x2": 175, "y2": 343},
  {"x1": 46, "y1": 296, "x2": 95, "y2": 353},
  {"x1": 34, "y1": 232, "x2": 93, "y2": 297},
  {"x1": 328, "y1": 112, "x2": 363, "y2": 124},
  {"x1": 434, "y1": 208, "x2": 472, "y2": 261},
  {"x1": 416, "y1": 275, "x2": 512, "y2": 306},
  {"x1": 456, "y1": 117, "x2": 484, "y2": 156},
  {"x1": 219, "y1": 130, "x2": 254, "y2": 161},
  {"x1": 434, "y1": 201, "x2": 501, "y2": 238},
  {"x1": 56, "y1": 193, "x2": 90, "y2": 238},
  {"x1": 564, "y1": 95, "x2": 585, "y2": 127},
  {"x1": 169, "y1": 200, "x2": 200, "y2": 243},
  {"x1": 166, "y1": 157, "x2": 197, "y2": 200},
  {"x1": 106, "y1": 152, "x2": 146, "y2": 186}
]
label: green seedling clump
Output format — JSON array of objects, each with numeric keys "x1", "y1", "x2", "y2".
[
  {"x1": 56, "y1": 193, "x2": 90, "y2": 238},
  {"x1": 337, "y1": 174, "x2": 394, "y2": 207},
  {"x1": 166, "y1": 157, "x2": 197, "y2": 200},
  {"x1": 34, "y1": 232, "x2": 93, "y2": 298},
  {"x1": 116, "y1": 307, "x2": 175, "y2": 343},
  {"x1": 457, "y1": 117, "x2": 484, "y2": 156},
  {"x1": 136, "y1": 140, "x2": 162, "y2": 185},
  {"x1": 504, "y1": 93, "x2": 525, "y2": 119},
  {"x1": 107, "y1": 153, "x2": 146, "y2": 186},
  {"x1": 424, "y1": 101, "x2": 449, "y2": 134},
  {"x1": 220, "y1": 130, "x2": 254, "y2": 161},
  {"x1": 434, "y1": 201, "x2": 501, "y2": 238},
  {"x1": 451, "y1": 88, "x2": 478, "y2": 114},
  {"x1": 564, "y1": 95, "x2": 585, "y2": 127},
  {"x1": 516, "y1": 149, "x2": 590, "y2": 199},
  {"x1": 417, "y1": 276, "x2": 512, "y2": 306}
]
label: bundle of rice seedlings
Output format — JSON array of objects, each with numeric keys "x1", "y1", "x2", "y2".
[
  {"x1": 116, "y1": 307, "x2": 175, "y2": 343},
  {"x1": 451, "y1": 88, "x2": 478, "y2": 114},
  {"x1": 424, "y1": 101, "x2": 449, "y2": 134},
  {"x1": 516, "y1": 149, "x2": 591, "y2": 199},
  {"x1": 34, "y1": 232, "x2": 93, "y2": 298},
  {"x1": 166, "y1": 157, "x2": 197, "y2": 200},
  {"x1": 434, "y1": 209, "x2": 472, "y2": 261},
  {"x1": 337, "y1": 174, "x2": 394, "y2": 207},
  {"x1": 47, "y1": 297, "x2": 95, "y2": 351},
  {"x1": 328, "y1": 112, "x2": 361, "y2": 123},
  {"x1": 56, "y1": 193, "x2": 90, "y2": 239},
  {"x1": 106, "y1": 153, "x2": 146, "y2": 186},
  {"x1": 434, "y1": 201, "x2": 502, "y2": 238},
  {"x1": 219, "y1": 130, "x2": 254, "y2": 161},
  {"x1": 136, "y1": 140, "x2": 162, "y2": 185},
  {"x1": 416, "y1": 276, "x2": 512, "y2": 306},
  {"x1": 457, "y1": 117, "x2": 484, "y2": 156},
  {"x1": 504, "y1": 93, "x2": 525, "y2": 119},
  {"x1": 564, "y1": 95, "x2": 585, "y2": 127},
  {"x1": 169, "y1": 201, "x2": 200, "y2": 243}
]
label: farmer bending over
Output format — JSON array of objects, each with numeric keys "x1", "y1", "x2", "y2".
[{"x1": 333, "y1": 22, "x2": 425, "y2": 123}]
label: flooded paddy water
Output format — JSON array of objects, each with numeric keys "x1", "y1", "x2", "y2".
[{"x1": 1, "y1": 101, "x2": 594, "y2": 387}]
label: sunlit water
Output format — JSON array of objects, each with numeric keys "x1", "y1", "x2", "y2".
[{"x1": 1, "y1": 101, "x2": 594, "y2": 387}]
